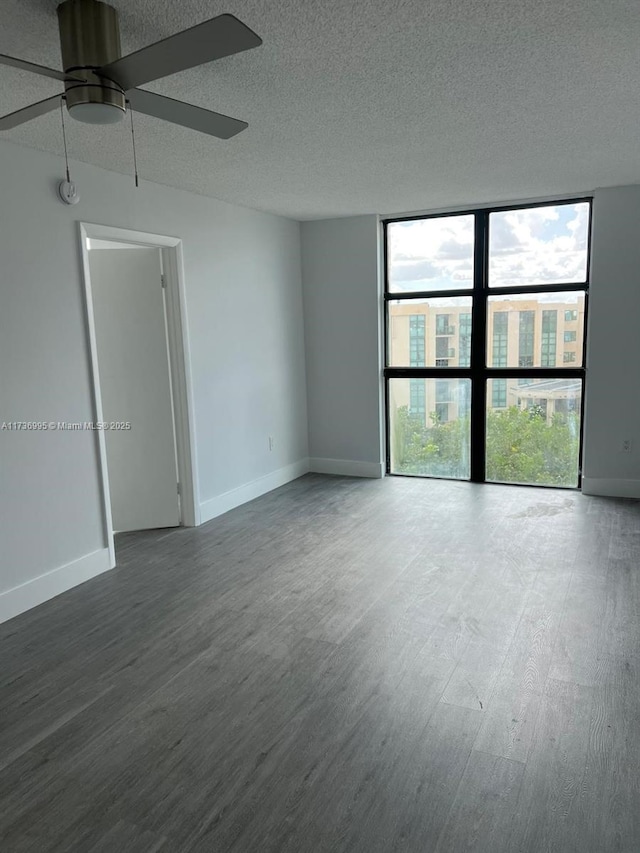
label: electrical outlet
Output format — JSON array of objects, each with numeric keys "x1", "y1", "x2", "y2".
[
  {"x1": 268, "y1": 436, "x2": 275, "y2": 451},
  {"x1": 621, "y1": 439, "x2": 632, "y2": 453}
]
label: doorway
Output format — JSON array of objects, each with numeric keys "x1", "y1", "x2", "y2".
[
  {"x1": 383, "y1": 199, "x2": 590, "y2": 488},
  {"x1": 80, "y1": 223, "x2": 199, "y2": 565}
]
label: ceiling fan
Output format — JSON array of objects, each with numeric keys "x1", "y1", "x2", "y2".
[{"x1": 0, "y1": 0, "x2": 262, "y2": 138}]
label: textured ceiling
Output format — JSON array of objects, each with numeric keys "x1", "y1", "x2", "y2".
[{"x1": 1, "y1": 0, "x2": 640, "y2": 219}]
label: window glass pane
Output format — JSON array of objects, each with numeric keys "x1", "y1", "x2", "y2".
[
  {"x1": 489, "y1": 202, "x2": 589, "y2": 287},
  {"x1": 486, "y1": 292, "x2": 584, "y2": 368},
  {"x1": 486, "y1": 379, "x2": 582, "y2": 487},
  {"x1": 492, "y1": 378, "x2": 507, "y2": 408},
  {"x1": 389, "y1": 378, "x2": 471, "y2": 479},
  {"x1": 518, "y1": 311, "x2": 535, "y2": 367},
  {"x1": 387, "y1": 215, "x2": 474, "y2": 293},
  {"x1": 388, "y1": 297, "x2": 473, "y2": 367},
  {"x1": 541, "y1": 310, "x2": 557, "y2": 367},
  {"x1": 458, "y1": 313, "x2": 472, "y2": 367}
]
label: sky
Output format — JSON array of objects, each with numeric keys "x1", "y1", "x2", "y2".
[{"x1": 388, "y1": 202, "x2": 590, "y2": 294}]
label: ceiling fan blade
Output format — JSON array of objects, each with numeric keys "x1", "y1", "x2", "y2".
[
  {"x1": 0, "y1": 54, "x2": 83, "y2": 83},
  {"x1": 128, "y1": 88, "x2": 247, "y2": 139},
  {"x1": 99, "y1": 14, "x2": 262, "y2": 91},
  {"x1": 0, "y1": 95, "x2": 61, "y2": 130}
]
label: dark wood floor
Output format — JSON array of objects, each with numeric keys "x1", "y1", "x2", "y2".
[{"x1": 1, "y1": 474, "x2": 639, "y2": 852}]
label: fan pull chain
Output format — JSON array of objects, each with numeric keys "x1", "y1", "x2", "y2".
[
  {"x1": 129, "y1": 102, "x2": 139, "y2": 188},
  {"x1": 59, "y1": 96, "x2": 71, "y2": 182}
]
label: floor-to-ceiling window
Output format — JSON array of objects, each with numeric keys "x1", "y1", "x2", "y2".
[{"x1": 385, "y1": 200, "x2": 590, "y2": 487}]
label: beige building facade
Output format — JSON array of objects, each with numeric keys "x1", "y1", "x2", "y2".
[{"x1": 388, "y1": 294, "x2": 585, "y2": 424}]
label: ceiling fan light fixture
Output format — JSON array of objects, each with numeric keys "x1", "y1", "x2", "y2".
[
  {"x1": 0, "y1": 1, "x2": 262, "y2": 137},
  {"x1": 68, "y1": 100, "x2": 125, "y2": 124}
]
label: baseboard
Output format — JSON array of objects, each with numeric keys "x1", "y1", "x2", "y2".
[
  {"x1": 199, "y1": 458, "x2": 310, "y2": 525},
  {"x1": 581, "y1": 477, "x2": 640, "y2": 499},
  {"x1": 308, "y1": 457, "x2": 385, "y2": 478},
  {"x1": 0, "y1": 548, "x2": 113, "y2": 625}
]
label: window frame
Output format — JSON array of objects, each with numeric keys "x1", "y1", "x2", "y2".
[{"x1": 383, "y1": 198, "x2": 591, "y2": 488}]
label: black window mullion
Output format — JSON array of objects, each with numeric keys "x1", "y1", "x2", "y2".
[
  {"x1": 487, "y1": 282, "x2": 587, "y2": 297},
  {"x1": 577, "y1": 287, "x2": 590, "y2": 486},
  {"x1": 384, "y1": 287, "x2": 473, "y2": 301},
  {"x1": 386, "y1": 368, "x2": 473, "y2": 379},
  {"x1": 470, "y1": 211, "x2": 488, "y2": 482},
  {"x1": 382, "y1": 220, "x2": 391, "y2": 473},
  {"x1": 484, "y1": 367, "x2": 584, "y2": 379}
]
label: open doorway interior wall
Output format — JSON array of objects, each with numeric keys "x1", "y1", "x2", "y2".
[{"x1": 88, "y1": 241, "x2": 181, "y2": 532}]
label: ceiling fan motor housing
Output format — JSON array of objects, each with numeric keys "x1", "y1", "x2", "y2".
[
  {"x1": 57, "y1": 0, "x2": 126, "y2": 122},
  {"x1": 1, "y1": 8, "x2": 261, "y2": 134}
]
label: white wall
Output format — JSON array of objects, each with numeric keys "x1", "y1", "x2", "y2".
[
  {"x1": 301, "y1": 216, "x2": 384, "y2": 478},
  {"x1": 0, "y1": 139, "x2": 308, "y2": 622},
  {"x1": 582, "y1": 185, "x2": 640, "y2": 498}
]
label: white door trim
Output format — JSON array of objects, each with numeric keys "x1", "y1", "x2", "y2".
[{"x1": 79, "y1": 222, "x2": 200, "y2": 567}]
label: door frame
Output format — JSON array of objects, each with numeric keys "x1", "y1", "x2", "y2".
[{"x1": 79, "y1": 222, "x2": 200, "y2": 566}]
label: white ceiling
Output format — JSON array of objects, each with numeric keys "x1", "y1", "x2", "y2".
[{"x1": 1, "y1": 0, "x2": 639, "y2": 219}]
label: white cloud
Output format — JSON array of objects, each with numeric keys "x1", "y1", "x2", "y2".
[
  {"x1": 489, "y1": 203, "x2": 589, "y2": 286},
  {"x1": 388, "y1": 214, "x2": 474, "y2": 291},
  {"x1": 388, "y1": 203, "x2": 589, "y2": 291}
]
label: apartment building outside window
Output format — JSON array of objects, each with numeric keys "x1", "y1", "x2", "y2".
[
  {"x1": 459, "y1": 313, "x2": 472, "y2": 367},
  {"x1": 492, "y1": 311, "x2": 508, "y2": 408},
  {"x1": 541, "y1": 310, "x2": 557, "y2": 367},
  {"x1": 409, "y1": 314, "x2": 425, "y2": 365},
  {"x1": 518, "y1": 311, "x2": 535, "y2": 368},
  {"x1": 409, "y1": 314, "x2": 426, "y2": 418}
]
